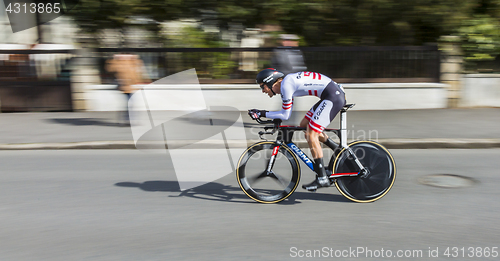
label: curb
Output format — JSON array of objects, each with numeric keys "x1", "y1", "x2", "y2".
[
  {"x1": 1, "y1": 139, "x2": 500, "y2": 150},
  {"x1": 380, "y1": 139, "x2": 500, "y2": 149}
]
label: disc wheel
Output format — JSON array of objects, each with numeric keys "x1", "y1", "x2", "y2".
[
  {"x1": 332, "y1": 141, "x2": 396, "y2": 203},
  {"x1": 236, "y1": 141, "x2": 300, "y2": 203}
]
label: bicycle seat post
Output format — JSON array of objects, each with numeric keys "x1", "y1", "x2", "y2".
[
  {"x1": 339, "y1": 104, "x2": 355, "y2": 148},
  {"x1": 340, "y1": 109, "x2": 348, "y2": 148}
]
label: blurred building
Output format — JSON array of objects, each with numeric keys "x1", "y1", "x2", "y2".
[
  {"x1": 4, "y1": 5, "x2": 489, "y2": 112},
  {"x1": 0, "y1": 4, "x2": 78, "y2": 45}
]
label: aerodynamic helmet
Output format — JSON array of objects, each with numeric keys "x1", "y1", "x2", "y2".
[{"x1": 256, "y1": 68, "x2": 285, "y2": 90}]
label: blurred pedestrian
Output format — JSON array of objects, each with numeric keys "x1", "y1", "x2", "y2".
[
  {"x1": 271, "y1": 34, "x2": 307, "y2": 75},
  {"x1": 271, "y1": 34, "x2": 307, "y2": 112},
  {"x1": 106, "y1": 54, "x2": 149, "y2": 126}
]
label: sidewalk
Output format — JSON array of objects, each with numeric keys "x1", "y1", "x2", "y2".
[{"x1": 0, "y1": 108, "x2": 499, "y2": 149}]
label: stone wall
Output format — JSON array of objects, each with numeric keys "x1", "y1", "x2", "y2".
[
  {"x1": 84, "y1": 83, "x2": 448, "y2": 112},
  {"x1": 461, "y1": 74, "x2": 500, "y2": 107}
]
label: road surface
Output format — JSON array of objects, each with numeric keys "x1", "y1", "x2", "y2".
[{"x1": 0, "y1": 149, "x2": 499, "y2": 260}]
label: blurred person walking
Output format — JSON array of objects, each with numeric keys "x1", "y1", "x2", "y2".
[
  {"x1": 106, "y1": 54, "x2": 149, "y2": 126},
  {"x1": 271, "y1": 34, "x2": 307, "y2": 75},
  {"x1": 271, "y1": 34, "x2": 307, "y2": 111}
]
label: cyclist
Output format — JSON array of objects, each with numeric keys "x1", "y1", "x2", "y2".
[{"x1": 249, "y1": 68, "x2": 346, "y2": 191}]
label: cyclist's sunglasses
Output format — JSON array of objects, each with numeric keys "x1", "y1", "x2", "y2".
[{"x1": 259, "y1": 83, "x2": 271, "y2": 90}]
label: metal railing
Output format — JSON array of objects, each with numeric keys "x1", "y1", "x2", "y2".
[
  {"x1": 0, "y1": 49, "x2": 74, "y2": 112},
  {"x1": 0, "y1": 46, "x2": 441, "y2": 83},
  {"x1": 302, "y1": 46, "x2": 441, "y2": 83},
  {"x1": 96, "y1": 45, "x2": 441, "y2": 83},
  {"x1": 0, "y1": 49, "x2": 74, "y2": 81}
]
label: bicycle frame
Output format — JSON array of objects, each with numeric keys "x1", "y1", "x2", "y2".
[{"x1": 259, "y1": 104, "x2": 367, "y2": 178}]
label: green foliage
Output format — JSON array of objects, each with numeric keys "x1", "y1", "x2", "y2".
[
  {"x1": 457, "y1": 14, "x2": 500, "y2": 71},
  {"x1": 459, "y1": 15, "x2": 500, "y2": 61},
  {"x1": 67, "y1": 0, "x2": 183, "y2": 43},
  {"x1": 66, "y1": 0, "x2": 500, "y2": 71},
  {"x1": 68, "y1": 0, "x2": 495, "y2": 47},
  {"x1": 167, "y1": 26, "x2": 237, "y2": 79}
]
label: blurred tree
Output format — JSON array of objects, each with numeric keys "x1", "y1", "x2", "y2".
[
  {"x1": 457, "y1": 14, "x2": 500, "y2": 71},
  {"x1": 180, "y1": 0, "x2": 263, "y2": 29},
  {"x1": 254, "y1": 0, "x2": 477, "y2": 46},
  {"x1": 450, "y1": 0, "x2": 500, "y2": 71},
  {"x1": 168, "y1": 26, "x2": 237, "y2": 79},
  {"x1": 67, "y1": 0, "x2": 499, "y2": 50},
  {"x1": 182, "y1": 0, "x2": 477, "y2": 46},
  {"x1": 66, "y1": 0, "x2": 184, "y2": 46},
  {"x1": 63, "y1": 0, "x2": 500, "y2": 74},
  {"x1": 68, "y1": 0, "x2": 130, "y2": 33}
]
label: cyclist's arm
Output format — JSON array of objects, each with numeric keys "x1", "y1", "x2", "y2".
[
  {"x1": 265, "y1": 98, "x2": 293, "y2": 120},
  {"x1": 265, "y1": 77, "x2": 294, "y2": 120}
]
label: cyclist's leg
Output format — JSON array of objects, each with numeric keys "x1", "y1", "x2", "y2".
[
  {"x1": 301, "y1": 105, "x2": 329, "y2": 143},
  {"x1": 306, "y1": 126, "x2": 323, "y2": 159},
  {"x1": 302, "y1": 91, "x2": 345, "y2": 191},
  {"x1": 305, "y1": 98, "x2": 340, "y2": 152},
  {"x1": 317, "y1": 82, "x2": 346, "y2": 149},
  {"x1": 302, "y1": 100, "x2": 334, "y2": 191}
]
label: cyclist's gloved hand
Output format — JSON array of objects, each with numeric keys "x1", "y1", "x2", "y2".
[{"x1": 248, "y1": 109, "x2": 267, "y2": 120}]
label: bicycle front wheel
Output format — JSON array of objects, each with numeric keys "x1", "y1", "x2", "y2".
[
  {"x1": 236, "y1": 141, "x2": 300, "y2": 203},
  {"x1": 333, "y1": 141, "x2": 396, "y2": 203}
]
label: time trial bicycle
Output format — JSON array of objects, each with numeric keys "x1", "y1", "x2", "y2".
[{"x1": 236, "y1": 104, "x2": 396, "y2": 203}]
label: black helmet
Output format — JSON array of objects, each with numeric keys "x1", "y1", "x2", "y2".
[{"x1": 256, "y1": 68, "x2": 285, "y2": 89}]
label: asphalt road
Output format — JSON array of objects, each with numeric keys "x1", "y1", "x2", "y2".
[{"x1": 0, "y1": 149, "x2": 499, "y2": 260}]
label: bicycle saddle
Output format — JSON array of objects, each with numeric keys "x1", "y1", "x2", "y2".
[{"x1": 341, "y1": 104, "x2": 355, "y2": 112}]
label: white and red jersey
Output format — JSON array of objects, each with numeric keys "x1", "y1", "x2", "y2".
[{"x1": 266, "y1": 71, "x2": 334, "y2": 120}]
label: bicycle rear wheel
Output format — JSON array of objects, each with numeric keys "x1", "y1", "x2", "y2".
[
  {"x1": 236, "y1": 141, "x2": 300, "y2": 203},
  {"x1": 333, "y1": 141, "x2": 396, "y2": 203}
]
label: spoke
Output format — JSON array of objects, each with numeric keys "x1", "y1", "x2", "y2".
[
  {"x1": 248, "y1": 171, "x2": 268, "y2": 185},
  {"x1": 268, "y1": 171, "x2": 288, "y2": 189}
]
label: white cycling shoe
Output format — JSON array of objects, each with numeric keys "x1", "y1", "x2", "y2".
[{"x1": 302, "y1": 176, "x2": 331, "y2": 192}]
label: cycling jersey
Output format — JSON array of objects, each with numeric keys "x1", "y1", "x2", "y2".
[{"x1": 265, "y1": 71, "x2": 346, "y2": 133}]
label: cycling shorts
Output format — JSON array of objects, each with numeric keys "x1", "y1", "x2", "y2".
[{"x1": 304, "y1": 81, "x2": 346, "y2": 133}]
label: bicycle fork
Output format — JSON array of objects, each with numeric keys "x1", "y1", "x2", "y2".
[{"x1": 265, "y1": 143, "x2": 281, "y2": 173}]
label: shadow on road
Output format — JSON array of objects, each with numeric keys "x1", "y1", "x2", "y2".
[
  {"x1": 48, "y1": 118, "x2": 126, "y2": 127},
  {"x1": 115, "y1": 180, "x2": 351, "y2": 204}
]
